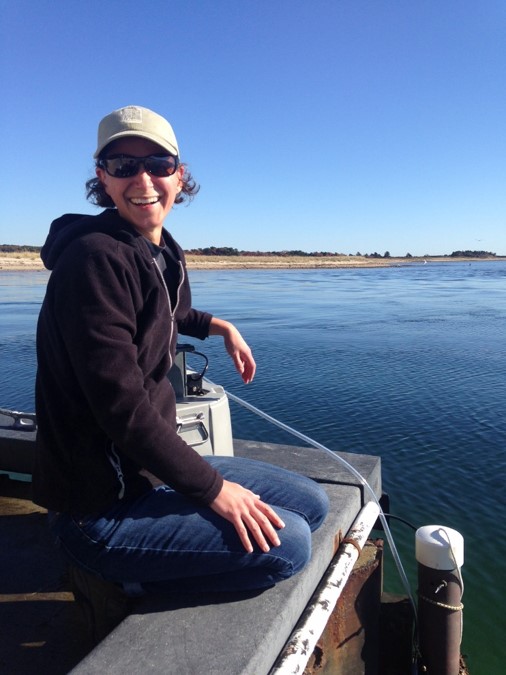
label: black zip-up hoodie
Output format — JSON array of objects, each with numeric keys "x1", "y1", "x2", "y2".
[{"x1": 33, "y1": 209, "x2": 223, "y2": 515}]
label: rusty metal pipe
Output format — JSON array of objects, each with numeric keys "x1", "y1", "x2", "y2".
[{"x1": 270, "y1": 501, "x2": 380, "y2": 675}]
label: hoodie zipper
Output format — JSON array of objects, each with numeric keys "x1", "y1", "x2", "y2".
[
  {"x1": 106, "y1": 442, "x2": 126, "y2": 500},
  {"x1": 105, "y1": 256, "x2": 185, "y2": 502},
  {"x1": 152, "y1": 256, "x2": 185, "y2": 373}
]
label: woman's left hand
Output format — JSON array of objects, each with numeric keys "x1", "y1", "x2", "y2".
[{"x1": 209, "y1": 318, "x2": 256, "y2": 383}]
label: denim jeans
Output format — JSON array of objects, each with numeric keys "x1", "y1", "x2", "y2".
[{"x1": 48, "y1": 456, "x2": 329, "y2": 594}]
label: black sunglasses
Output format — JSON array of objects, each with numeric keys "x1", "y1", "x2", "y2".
[{"x1": 98, "y1": 154, "x2": 179, "y2": 178}]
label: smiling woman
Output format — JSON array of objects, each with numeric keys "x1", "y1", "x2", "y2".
[
  {"x1": 31, "y1": 105, "x2": 329, "y2": 603},
  {"x1": 85, "y1": 108, "x2": 199, "y2": 225},
  {"x1": 94, "y1": 137, "x2": 184, "y2": 244}
]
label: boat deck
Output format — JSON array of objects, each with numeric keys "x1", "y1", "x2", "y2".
[{"x1": 0, "y1": 440, "x2": 381, "y2": 674}]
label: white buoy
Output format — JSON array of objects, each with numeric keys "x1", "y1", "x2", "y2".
[
  {"x1": 415, "y1": 525, "x2": 464, "y2": 675},
  {"x1": 416, "y1": 525, "x2": 464, "y2": 570}
]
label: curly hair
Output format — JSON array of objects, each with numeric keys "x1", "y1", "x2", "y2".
[{"x1": 85, "y1": 162, "x2": 200, "y2": 208}]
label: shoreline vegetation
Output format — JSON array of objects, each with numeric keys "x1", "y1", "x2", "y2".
[{"x1": 0, "y1": 250, "x2": 504, "y2": 271}]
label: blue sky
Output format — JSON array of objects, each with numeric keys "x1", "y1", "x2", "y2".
[{"x1": 1, "y1": 0, "x2": 505, "y2": 256}]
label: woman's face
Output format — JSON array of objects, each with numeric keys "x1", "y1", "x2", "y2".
[{"x1": 96, "y1": 137, "x2": 184, "y2": 244}]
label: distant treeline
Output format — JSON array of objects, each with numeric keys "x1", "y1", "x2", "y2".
[
  {"x1": 449, "y1": 250, "x2": 496, "y2": 258},
  {"x1": 185, "y1": 247, "x2": 498, "y2": 258},
  {"x1": 185, "y1": 247, "x2": 347, "y2": 257},
  {"x1": 1, "y1": 244, "x2": 41, "y2": 253},
  {"x1": 1, "y1": 244, "x2": 498, "y2": 259}
]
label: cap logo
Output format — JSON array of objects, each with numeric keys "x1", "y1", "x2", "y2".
[{"x1": 119, "y1": 107, "x2": 143, "y2": 124}]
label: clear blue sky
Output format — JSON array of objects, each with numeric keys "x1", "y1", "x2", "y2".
[{"x1": 1, "y1": 0, "x2": 505, "y2": 256}]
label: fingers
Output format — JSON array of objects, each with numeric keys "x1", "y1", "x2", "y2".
[
  {"x1": 240, "y1": 499, "x2": 284, "y2": 553},
  {"x1": 254, "y1": 499, "x2": 285, "y2": 533},
  {"x1": 208, "y1": 318, "x2": 256, "y2": 383},
  {"x1": 209, "y1": 480, "x2": 285, "y2": 553},
  {"x1": 223, "y1": 328, "x2": 256, "y2": 383},
  {"x1": 234, "y1": 349, "x2": 256, "y2": 383},
  {"x1": 243, "y1": 353, "x2": 256, "y2": 383}
]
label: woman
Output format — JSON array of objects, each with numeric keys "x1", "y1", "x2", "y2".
[{"x1": 33, "y1": 106, "x2": 328, "y2": 596}]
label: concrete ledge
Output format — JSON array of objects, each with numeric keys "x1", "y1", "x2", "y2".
[{"x1": 71, "y1": 442, "x2": 381, "y2": 675}]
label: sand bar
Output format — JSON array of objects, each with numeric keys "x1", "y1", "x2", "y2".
[{"x1": 0, "y1": 252, "x2": 503, "y2": 272}]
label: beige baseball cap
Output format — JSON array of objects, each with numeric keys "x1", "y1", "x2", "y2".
[{"x1": 94, "y1": 105, "x2": 179, "y2": 158}]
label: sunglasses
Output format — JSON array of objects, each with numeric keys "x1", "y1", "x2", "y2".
[{"x1": 98, "y1": 154, "x2": 179, "y2": 178}]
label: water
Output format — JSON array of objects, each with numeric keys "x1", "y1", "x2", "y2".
[{"x1": 1, "y1": 262, "x2": 505, "y2": 674}]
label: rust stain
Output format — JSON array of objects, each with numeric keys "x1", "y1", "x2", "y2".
[{"x1": 333, "y1": 530, "x2": 342, "y2": 555}]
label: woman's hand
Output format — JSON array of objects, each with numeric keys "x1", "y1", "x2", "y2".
[
  {"x1": 209, "y1": 479, "x2": 285, "y2": 553},
  {"x1": 209, "y1": 318, "x2": 256, "y2": 383}
]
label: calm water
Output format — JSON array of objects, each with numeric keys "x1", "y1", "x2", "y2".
[{"x1": 1, "y1": 262, "x2": 505, "y2": 674}]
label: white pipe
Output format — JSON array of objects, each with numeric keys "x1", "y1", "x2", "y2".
[{"x1": 271, "y1": 501, "x2": 380, "y2": 675}]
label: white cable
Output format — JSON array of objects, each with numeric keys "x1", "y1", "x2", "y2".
[{"x1": 438, "y1": 526, "x2": 464, "y2": 643}]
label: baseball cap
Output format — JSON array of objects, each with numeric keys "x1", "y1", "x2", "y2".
[{"x1": 94, "y1": 106, "x2": 179, "y2": 158}]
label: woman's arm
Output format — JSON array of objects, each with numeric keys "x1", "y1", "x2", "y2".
[{"x1": 208, "y1": 317, "x2": 256, "y2": 384}]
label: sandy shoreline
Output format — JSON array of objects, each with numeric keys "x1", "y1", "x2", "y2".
[
  {"x1": 0, "y1": 253, "x2": 503, "y2": 272},
  {"x1": 0, "y1": 255, "x2": 48, "y2": 271}
]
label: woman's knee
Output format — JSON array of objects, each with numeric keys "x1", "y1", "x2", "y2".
[
  {"x1": 281, "y1": 478, "x2": 329, "y2": 532},
  {"x1": 274, "y1": 511, "x2": 313, "y2": 576},
  {"x1": 306, "y1": 481, "x2": 330, "y2": 530}
]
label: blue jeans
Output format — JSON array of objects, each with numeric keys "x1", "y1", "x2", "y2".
[{"x1": 49, "y1": 456, "x2": 329, "y2": 594}]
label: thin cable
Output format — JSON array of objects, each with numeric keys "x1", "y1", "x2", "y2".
[
  {"x1": 438, "y1": 526, "x2": 465, "y2": 643},
  {"x1": 384, "y1": 513, "x2": 418, "y2": 531},
  {"x1": 225, "y1": 389, "x2": 418, "y2": 625}
]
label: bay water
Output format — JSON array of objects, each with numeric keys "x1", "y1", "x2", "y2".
[{"x1": 1, "y1": 262, "x2": 505, "y2": 673}]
